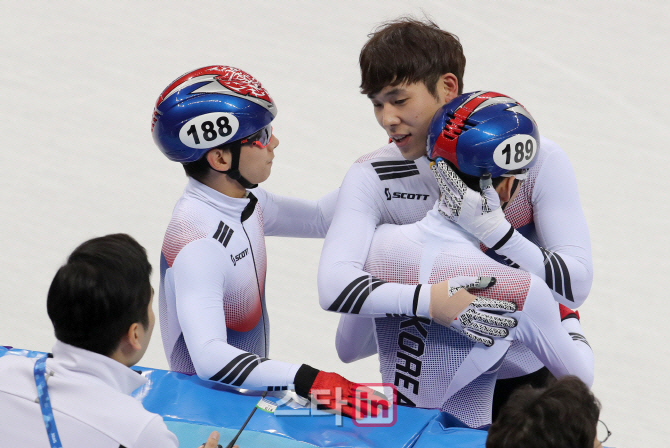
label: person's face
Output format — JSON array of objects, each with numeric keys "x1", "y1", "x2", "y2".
[
  {"x1": 238, "y1": 133, "x2": 278, "y2": 185},
  {"x1": 370, "y1": 81, "x2": 455, "y2": 161}
]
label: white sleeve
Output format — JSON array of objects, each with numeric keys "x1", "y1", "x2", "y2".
[
  {"x1": 493, "y1": 144, "x2": 593, "y2": 307},
  {"x1": 514, "y1": 275, "x2": 594, "y2": 387},
  {"x1": 335, "y1": 314, "x2": 378, "y2": 363},
  {"x1": 172, "y1": 239, "x2": 300, "y2": 390},
  {"x1": 134, "y1": 415, "x2": 179, "y2": 448},
  {"x1": 318, "y1": 163, "x2": 431, "y2": 317},
  {"x1": 251, "y1": 187, "x2": 339, "y2": 237},
  {"x1": 559, "y1": 315, "x2": 594, "y2": 382}
]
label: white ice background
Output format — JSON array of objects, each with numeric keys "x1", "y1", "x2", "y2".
[{"x1": 1, "y1": 1, "x2": 668, "y2": 446}]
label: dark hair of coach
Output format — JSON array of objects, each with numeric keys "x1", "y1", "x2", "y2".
[{"x1": 46, "y1": 233, "x2": 153, "y2": 356}]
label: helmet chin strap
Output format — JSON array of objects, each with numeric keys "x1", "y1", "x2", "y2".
[
  {"x1": 209, "y1": 143, "x2": 258, "y2": 189},
  {"x1": 501, "y1": 178, "x2": 521, "y2": 211}
]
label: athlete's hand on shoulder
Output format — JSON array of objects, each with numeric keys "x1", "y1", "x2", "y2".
[
  {"x1": 430, "y1": 158, "x2": 512, "y2": 248},
  {"x1": 293, "y1": 364, "x2": 389, "y2": 419},
  {"x1": 429, "y1": 276, "x2": 517, "y2": 346}
]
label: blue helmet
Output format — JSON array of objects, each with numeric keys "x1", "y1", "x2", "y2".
[
  {"x1": 151, "y1": 66, "x2": 277, "y2": 163},
  {"x1": 426, "y1": 91, "x2": 539, "y2": 178}
]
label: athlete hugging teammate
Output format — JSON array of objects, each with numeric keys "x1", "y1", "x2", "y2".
[
  {"x1": 334, "y1": 92, "x2": 594, "y2": 427},
  {"x1": 318, "y1": 18, "x2": 594, "y2": 421}
]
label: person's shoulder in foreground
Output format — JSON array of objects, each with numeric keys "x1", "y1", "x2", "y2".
[{"x1": 0, "y1": 233, "x2": 220, "y2": 447}]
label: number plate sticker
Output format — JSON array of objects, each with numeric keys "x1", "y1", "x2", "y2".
[
  {"x1": 493, "y1": 134, "x2": 537, "y2": 170},
  {"x1": 256, "y1": 397, "x2": 279, "y2": 413},
  {"x1": 179, "y1": 112, "x2": 240, "y2": 149}
]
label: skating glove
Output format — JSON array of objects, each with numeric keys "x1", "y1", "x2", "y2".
[
  {"x1": 293, "y1": 364, "x2": 389, "y2": 419},
  {"x1": 430, "y1": 158, "x2": 513, "y2": 249},
  {"x1": 431, "y1": 276, "x2": 518, "y2": 347}
]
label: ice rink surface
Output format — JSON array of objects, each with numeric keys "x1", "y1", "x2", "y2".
[{"x1": 1, "y1": 1, "x2": 668, "y2": 446}]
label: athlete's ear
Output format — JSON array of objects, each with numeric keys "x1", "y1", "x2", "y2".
[
  {"x1": 206, "y1": 148, "x2": 232, "y2": 172},
  {"x1": 495, "y1": 177, "x2": 516, "y2": 203},
  {"x1": 436, "y1": 73, "x2": 459, "y2": 104}
]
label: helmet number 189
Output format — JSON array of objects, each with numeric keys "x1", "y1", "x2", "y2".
[
  {"x1": 501, "y1": 140, "x2": 533, "y2": 164},
  {"x1": 493, "y1": 135, "x2": 537, "y2": 170}
]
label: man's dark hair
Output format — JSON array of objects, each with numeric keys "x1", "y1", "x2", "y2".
[
  {"x1": 182, "y1": 153, "x2": 214, "y2": 182},
  {"x1": 486, "y1": 376, "x2": 601, "y2": 448},
  {"x1": 47, "y1": 233, "x2": 153, "y2": 356},
  {"x1": 360, "y1": 17, "x2": 466, "y2": 97}
]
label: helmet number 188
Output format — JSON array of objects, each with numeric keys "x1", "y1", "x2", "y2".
[
  {"x1": 179, "y1": 112, "x2": 240, "y2": 149},
  {"x1": 186, "y1": 117, "x2": 232, "y2": 145}
]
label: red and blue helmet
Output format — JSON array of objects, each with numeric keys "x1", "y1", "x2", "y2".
[
  {"x1": 427, "y1": 91, "x2": 539, "y2": 178},
  {"x1": 151, "y1": 66, "x2": 277, "y2": 163}
]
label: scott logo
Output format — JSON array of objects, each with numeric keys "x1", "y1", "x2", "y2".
[
  {"x1": 385, "y1": 188, "x2": 429, "y2": 201},
  {"x1": 231, "y1": 248, "x2": 249, "y2": 266}
]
